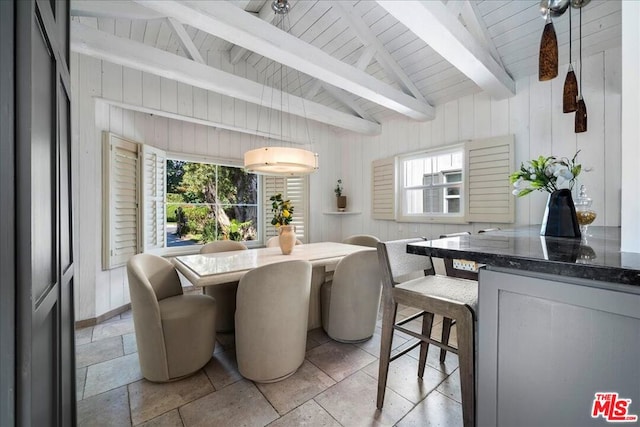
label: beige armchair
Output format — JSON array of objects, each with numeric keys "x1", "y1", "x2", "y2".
[
  {"x1": 126, "y1": 253, "x2": 217, "y2": 382},
  {"x1": 235, "y1": 260, "x2": 312, "y2": 383},
  {"x1": 320, "y1": 249, "x2": 381, "y2": 342},
  {"x1": 342, "y1": 234, "x2": 380, "y2": 247},
  {"x1": 200, "y1": 241, "x2": 247, "y2": 332},
  {"x1": 265, "y1": 236, "x2": 303, "y2": 247}
]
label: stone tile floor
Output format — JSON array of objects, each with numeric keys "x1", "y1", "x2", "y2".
[{"x1": 76, "y1": 288, "x2": 463, "y2": 426}]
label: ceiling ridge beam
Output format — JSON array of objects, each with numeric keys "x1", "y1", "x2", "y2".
[
  {"x1": 230, "y1": 1, "x2": 277, "y2": 65},
  {"x1": 377, "y1": 0, "x2": 515, "y2": 99},
  {"x1": 165, "y1": 17, "x2": 205, "y2": 63},
  {"x1": 70, "y1": 22, "x2": 381, "y2": 135},
  {"x1": 332, "y1": 1, "x2": 426, "y2": 103},
  {"x1": 136, "y1": 0, "x2": 435, "y2": 121}
]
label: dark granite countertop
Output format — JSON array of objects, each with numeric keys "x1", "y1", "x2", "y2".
[{"x1": 407, "y1": 226, "x2": 640, "y2": 286}]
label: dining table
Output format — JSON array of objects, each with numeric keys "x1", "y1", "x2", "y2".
[{"x1": 172, "y1": 242, "x2": 372, "y2": 329}]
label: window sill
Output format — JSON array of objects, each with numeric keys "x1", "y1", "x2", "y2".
[{"x1": 396, "y1": 215, "x2": 469, "y2": 224}]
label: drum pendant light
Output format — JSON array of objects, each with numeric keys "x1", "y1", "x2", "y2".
[
  {"x1": 563, "y1": 8, "x2": 578, "y2": 113},
  {"x1": 539, "y1": 12, "x2": 559, "y2": 81},
  {"x1": 575, "y1": 7, "x2": 587, "y2": 133}
]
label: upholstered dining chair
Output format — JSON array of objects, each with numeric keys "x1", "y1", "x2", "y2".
[
  {"x1": 265, "y1": 236, "x2": 303, "y2": 247},
  {"x1": 376, "y1": 239, "x2": 477, "y2": 427},
  {"x1": 320, "y1": 249, "x2": 381, "y2": 342},
  {"x1": 342, "y1": 234, "x2": 380, "y2": 247},
  {"x1": 235, "y1": 260, "x2": 312, "y2": 383},
  {"x1": 126, "y1": 253, "x2": 217, "y2": 382},
  {"x1": 200, "y1": 241, "x2": 247, "y2": 332}
]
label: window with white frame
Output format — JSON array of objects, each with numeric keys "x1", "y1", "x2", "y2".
[{"x1": 399, "y1": 147, "x2": 465, "y2": 220}]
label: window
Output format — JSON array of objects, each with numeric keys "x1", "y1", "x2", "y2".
[
  {"x1": 400, "y1": 147, "x2": 465, "y2": 220},
  {"x1": 165, "y1": 160, "x2": 259, "y2": 247}
]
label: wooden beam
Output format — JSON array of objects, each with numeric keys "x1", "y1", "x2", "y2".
[
  {"x1": 165, "y1": 17, "x2": 204, "y2": 63},
  {"x1": 229, "y1": 1, "x2": 276, "y2": 65},
  {"x1": 71, "y1": 22, "x2": 381, "y2": 135},
  {"x1": 96, "y1": 98, "x2": 310, "y2": 145},
  {"x1": 70, "y1": 0, "x2": 163, "y2": 20},
  {"x1": 332, "y1": 1, "x2": 426, "y2": 102},
  {"x1": 460, "y1": 0, "x2": 505, "y2": 69},
  {"x1": 322, "y1": 85, "x2": 376, "y2": 122},
  {"x1": 377, "y1": 0, "x2": 515, "y2": 99},
  {"x1": 135, "y1": 0, "x2": 435, "y2": 121}
]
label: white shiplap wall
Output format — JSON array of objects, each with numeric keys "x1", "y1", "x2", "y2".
[
  {"x1": 72, "y1": 46, "x2": 621, "y2": 322},
  {"x1": 325, "y1": 48, "x2": 622, "y2": 243}
]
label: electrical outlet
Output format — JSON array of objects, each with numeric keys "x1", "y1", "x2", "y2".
[{"x1": 453, "y1": 259, "x2": 479, "y2": 272}]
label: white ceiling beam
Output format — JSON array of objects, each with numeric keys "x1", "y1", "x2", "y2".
[
  {"x1": 70, "y1": 0, "x2": 163, "y2": 20},
  {"x1": 136, "y1": 0, "x2": 435, "y2": 121},
  {"x1": 377, "y1": 0, "x2": 515, "y2": 99},
  {"x1": 322, "y1": 85, "x2": 376, "y2": 122},
  {"x1": 71, "y1": 22, "x2": 381, "y2": 135},
  {"x1": 460, "y1": 0, "x2": 505, "y2": 69},
  {"x1": 446, "y1": 0, "x2": 465, "y2": 18},
  {"x1": 165, "y1": 17, "x2": 205, "y2": 64},
  {"x1": 96, "y1": 98, "x2": 311, "y2": 145},
  {"x1": 229, "y1": 1, "x2": 277, "y2": 65},
  {"x1": 332, "y1": 1, "x2": 426, "y2": 102}
]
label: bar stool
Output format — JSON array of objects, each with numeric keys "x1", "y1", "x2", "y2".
[{"x1": 376, "y1": 238, "x2": 477, "y2": 427}]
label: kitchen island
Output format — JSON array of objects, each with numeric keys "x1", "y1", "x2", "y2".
[{"x1": 408, "y1": 226, "x2": 640, "y2": 427}]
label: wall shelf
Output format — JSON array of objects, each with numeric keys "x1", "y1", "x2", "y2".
[{"x1": 323, "y1": 211, "x2": 362, "y2": 215}]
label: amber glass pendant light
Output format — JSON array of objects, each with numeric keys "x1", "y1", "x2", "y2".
[
  {"x1": 563, "y1": 8, "x2": 578, "y2": 113},
  {"x1": 539, "y1": 12, "x2": 559, "y2": 81},
  {"x1": 575, "y1": 7, "x2": 587, "y2": 133}
]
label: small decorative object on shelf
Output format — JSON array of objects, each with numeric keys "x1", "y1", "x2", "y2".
[
  {"x1": 574, "y1": 184, "x2": 596, "y2": 238},
  {"x1": 510, "y1": 151, "x2": 582, "y2": 238},
  {"x1": 270, "y1": 193, "x2": 296, "y2": 254},
  {"x1": 335, "y1": 179, "x2": 347, "y2": 212}
]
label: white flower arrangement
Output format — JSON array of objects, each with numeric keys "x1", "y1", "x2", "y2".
[{"x1": 509, "y1": 151, "x2": 582, "y2": 197}]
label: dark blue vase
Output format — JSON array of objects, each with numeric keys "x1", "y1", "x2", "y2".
[{"x1": 540, "y1": 189, "x2": 581, "y2": 238}]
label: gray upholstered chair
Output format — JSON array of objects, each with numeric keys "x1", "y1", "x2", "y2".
[
  {"x1": 320, "y1": 249, "x2": 381, "y2": 342},
  {"x1": 235, "y1": 260, "x2": 312, "y2": 383},
  {"x1": 342, "y1": 234, "x2": 380, "y2": 247},
  {"x1": 200, "y1": 241, "x2": 247, "y2": 332},
  {"x1": 377, "y1": 239, "x2": 477, "y2": 427},
  {"x1": 265, "y1": 236, "x2": 303, "y2": 247},
  {"x1": 126, "y1": 253, "x2": 217, "y2": 382}
]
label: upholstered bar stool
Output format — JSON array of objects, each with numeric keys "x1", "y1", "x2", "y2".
[
  {"x1": 235, "y1": 260, "x2": 312, "y2": 383},
  {"x1": 376, "y1": 239, "x2": 478, "y2": 427},
  {"x1": 200, "y1": 241, "x2": 247, "y2": 332},
  {"x1": 127, "y1": 253, "x2": 217, "y2": 382},
  {"x1": 320, "y1": 249, "x2": 381, "y2": 342}
]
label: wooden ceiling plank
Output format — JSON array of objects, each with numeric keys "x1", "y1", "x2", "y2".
[
  {"x1": 377, "y1": 0, "x2": 515, "y2": 99},
  {"x1": 333, "y1": 1, "x2": 426, "y2": 102},
  {"x1": 136, "y1": 0, "x2": 435, "y2": 120},
  {"x1": 165, "y1": 17, "x2": 205, "y2": 63},
  {"x1": 71, "y1": 21, "x2": 381, "y2": 135}
]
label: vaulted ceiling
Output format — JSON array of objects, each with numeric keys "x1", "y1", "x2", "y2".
[{"x1": 70, "y1": 0, "x2": 621, "y2": 135}]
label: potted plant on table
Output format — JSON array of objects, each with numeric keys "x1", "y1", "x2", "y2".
[
  {"x1": 335, "y1": 179, "x2": 347, "y2": 212},
  {"x1": 270, "y1": 193, "x2": 296, "y2": 254}
]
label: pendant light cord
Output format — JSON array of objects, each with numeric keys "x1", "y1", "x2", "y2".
[
  {"x1": 569, "y1": 8, "x2": 572, "y2": 63},
  {"x1": 579, "y1": 7, "x2": 582, "y2": 94}
]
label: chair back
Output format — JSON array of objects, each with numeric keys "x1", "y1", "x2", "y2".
[
  {"x1": 127, "y1": 253, "x2": 183, "y2": 302},
  {"x1": 200, "y1": 240, "x2": 247, "y2": 254},
  {"x1": 326, "y1": 249, "x2": 381, "y2": 340},
  {"x1": 342, "y1": 234, "x2": 380, "y2": 247},
  {"x1": 377, "y1": 238, "x2": 435, "y2": 286},
  {"x1": 439, "y1": 231, "x2": 471, "y2": 238}
]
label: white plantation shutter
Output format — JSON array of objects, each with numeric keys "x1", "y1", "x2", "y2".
[
  {"x1": 263, "y1": 176, "x2": 309, "y2": 242},
  {"x1": 102, "y1": 132, "x2": 140, "y2": 269},
  {"x1": 372, "y1": 157, "x2": 396, "y2": 220},
  {"x1": 464, "y1": 135, "x2": 515, "y2": 223},
  {"x1": 142, "y1": 145, "x2": 166, "y2": 251}
]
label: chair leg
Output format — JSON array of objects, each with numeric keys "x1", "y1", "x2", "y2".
[
  {"x1": 377, "y1": 301, "x2": 397, "y2": 409},
  {"x1": 457, "y1": 310, "x2": 476, "y2": 427},
  {"x1": 418, "y1": 312, "x2": 434, "y2": 379},
  {"x1": 439, "y1": 317, "x2": 453, "y2": 363}
]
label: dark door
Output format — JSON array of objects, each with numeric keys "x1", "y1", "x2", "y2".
[{"x1": 1, "y1": 0, "x2": 75, "y2": 425}]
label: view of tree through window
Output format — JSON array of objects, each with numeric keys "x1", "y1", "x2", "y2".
[{"x1": 166, "y1": 160, "x2": 258, "y2": 247}]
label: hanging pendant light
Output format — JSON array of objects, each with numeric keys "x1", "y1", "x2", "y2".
[
  {"x1": 562, "y1": 8, "x2": 578, "y2": 112},
  {"x1": 539, "y1": 11, "x2": 559, "y2": 81},
  {"x1": 243, "y1": 0, "x2": 318, "y2": 176},
  {"x1": 575, "y1": 6, "x2": 587, "y2": 133}
]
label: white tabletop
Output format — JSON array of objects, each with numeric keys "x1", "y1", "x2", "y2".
[{"x1": 173, "y1": 242, "x2": 372, "y2": 286}]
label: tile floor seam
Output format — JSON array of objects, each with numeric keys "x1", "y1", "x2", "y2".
[
  {"x1": 253, "y1": 378, "x2": 282, "y2": 420},
  {"x1": 311, "y1": 397, "x2": 348, "y2": 427}
]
